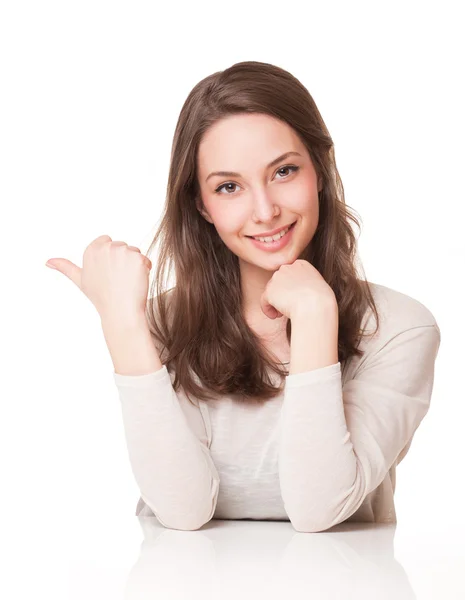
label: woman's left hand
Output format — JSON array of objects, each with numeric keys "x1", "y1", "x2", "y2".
[{"x1": 260, "y1": 259, "x2": 337, "y2": 320}]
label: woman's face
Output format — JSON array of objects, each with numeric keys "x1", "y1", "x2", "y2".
[{"x1": 196, "y1": 113, "x2": 322, "y2": 272}]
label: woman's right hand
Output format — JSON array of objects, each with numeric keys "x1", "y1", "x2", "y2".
[{"x1": 45, "y1": 234, "x2": 153, "y2": 322}]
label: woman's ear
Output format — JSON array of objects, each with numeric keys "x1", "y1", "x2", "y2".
[{"x1": 196, "y1": 196, "x2": 213, "y2": 224}]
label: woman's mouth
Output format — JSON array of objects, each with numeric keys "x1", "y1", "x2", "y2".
[{"x1": 246, "y1": 221, "x2": 297, "y2": 252}]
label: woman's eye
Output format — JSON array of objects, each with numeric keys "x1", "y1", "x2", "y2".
[
  {"x1": 214, "y1": 165, "x2": 300, "y2": 195},
  {"x1": 215, "y1": 182, "x2": 240, "y2": 195},
  {"x1": 276, "y1": 165, "x2": 299, "y2": 179}
]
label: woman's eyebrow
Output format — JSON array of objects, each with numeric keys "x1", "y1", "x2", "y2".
[{"x1": 205, "y1": 151, "x2": 303, "y2": 183}]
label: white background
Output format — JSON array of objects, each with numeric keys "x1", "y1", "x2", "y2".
[{"x1": 1, "y1": 1, "x2": 464, "y2": 598}]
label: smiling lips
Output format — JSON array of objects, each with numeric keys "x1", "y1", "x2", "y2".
[
  {"x1": 247, "y1": 221, "x2": 296, "y2": 241},
  {"x1": 247, "y1": 221, "x2": 297, "y2": 252}
]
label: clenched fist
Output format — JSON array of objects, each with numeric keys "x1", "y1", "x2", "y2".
[{"x1": 45, "y1": 234, "x2": 152, "y2": 321}]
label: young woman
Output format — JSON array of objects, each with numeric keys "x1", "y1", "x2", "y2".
[{"x1": 45, "y1": 61, "x2": 441, "y2": 532}]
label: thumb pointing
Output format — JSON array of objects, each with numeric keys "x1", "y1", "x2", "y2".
[{"x1": 45, "y1": 259, "x2": 82, "y2": 289}]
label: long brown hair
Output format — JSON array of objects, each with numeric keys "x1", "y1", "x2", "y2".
[{"x1": 143, "y1": 60, "x2": 380, "y2": 405}]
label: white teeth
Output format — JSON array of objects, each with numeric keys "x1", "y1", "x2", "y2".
[{"x1": 252, "y1": 224, "x2": 291, "y2": 243}]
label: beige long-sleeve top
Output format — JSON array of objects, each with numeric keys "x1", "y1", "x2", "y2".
[{"x1": 113, "y1": 282, "x2": 441, "y2": 532}]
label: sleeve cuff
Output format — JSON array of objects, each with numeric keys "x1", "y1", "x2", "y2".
[
  {"x1": 285, "y1": 361, "x2": 341, "y2": 388},
  {"x1": 113, "y1": 365, "x2": 169, "y2": 387}
]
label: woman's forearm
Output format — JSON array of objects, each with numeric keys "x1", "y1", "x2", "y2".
[
  {"x1": 101, "y1": 314, "x2": 163, "y2": 375},
  {"x1": 289, "y1": 302, "x2": 339, "y2": 375}
]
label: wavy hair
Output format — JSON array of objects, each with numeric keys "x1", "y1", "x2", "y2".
[{"x1": 143, "y1": 60, "x2": 380, "y2": 405}]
